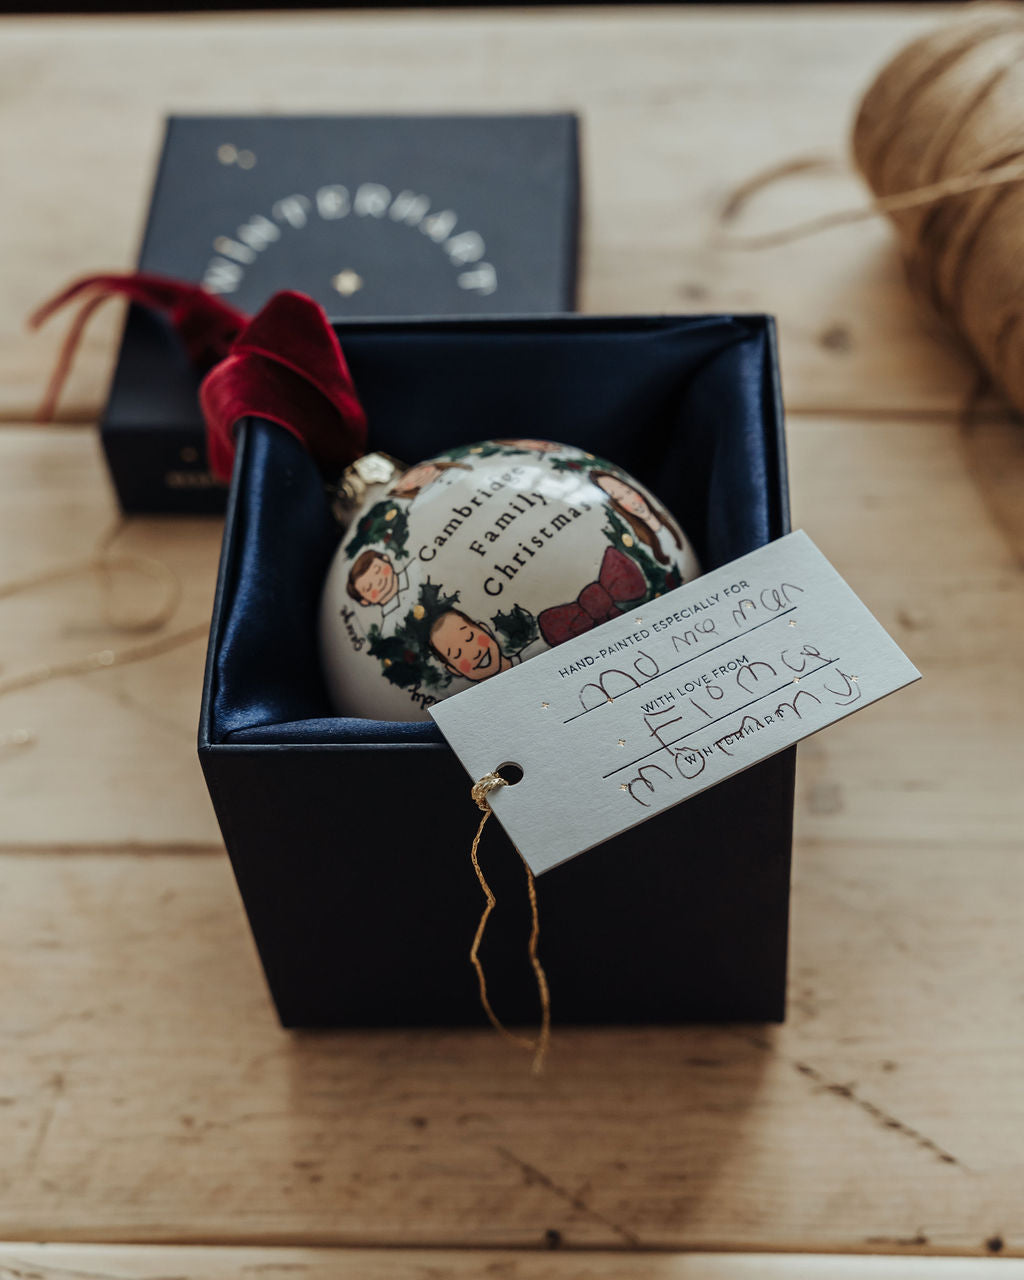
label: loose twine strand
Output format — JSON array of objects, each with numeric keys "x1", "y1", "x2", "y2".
[
  {"x1": 714, "y1": 4, "x2": 1024, "y2": 422},
  {"x1": 0, "y1": 518, "x2": 206, "y2": 728},
  {"x1": 715, "y1": 157, "x2": 1024, "y2": 251},
  {"x1": 469, "y1": 772, "x2": 551, "y2": 1076}
]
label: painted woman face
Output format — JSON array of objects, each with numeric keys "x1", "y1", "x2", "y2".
[
  {"x1": 430, "y1": 612, "x2": 503, "y2": 681},
  {"x1": 391, "y1": 463, "x2": 441, "y2": 497},
  {"x1": 595, "y1": 474, "x2": 660, "y2": 530},
  {"x1": 353, "y1": 554, "x2": 398, "y2": 606}
]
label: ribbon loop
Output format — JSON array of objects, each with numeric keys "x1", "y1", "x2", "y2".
[{"x1": 200, "y1": 290, "x2": 367, "y2": 480}]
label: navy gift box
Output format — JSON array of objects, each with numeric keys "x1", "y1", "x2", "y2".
[
  {"x1": 103, "y1": 114, "x2": 580, "y2": 514},
  {"x1": 199, "y1": 314, "x2": 794, "y2": 1027}
]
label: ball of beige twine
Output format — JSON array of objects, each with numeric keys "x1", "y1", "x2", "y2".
[{"x1": 853, "y1": 4, "x2": 1024, "y2": 415}]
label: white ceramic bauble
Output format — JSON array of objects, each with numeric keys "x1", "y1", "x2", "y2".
[{"x1": 319, "y1": 439, "x2": 701, "y2": 721}]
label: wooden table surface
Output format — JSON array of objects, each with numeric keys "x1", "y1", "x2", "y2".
[{"x1": 2, "y1": 6, "x2": 1023, "y2": 1277}]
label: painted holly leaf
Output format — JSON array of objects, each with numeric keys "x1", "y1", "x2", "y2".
[
  {"x1": 550, "y1": 450, "x2": 615, "y2": 475},
  {"x1": 365, "y1": 625, "x2": 424, "y2": 690},
  {"x1": 344, "y1": 500, "x2": 410, "y2": 561},
  {"x1": 368, "y1": 578, "x2": 463, "y2": 690},
  {"x1": 415, "y1": 578, "x2": 462, "y2": 626},
  {"x1": 491, "y1": 603, "x2": 539, "y2": 655}
]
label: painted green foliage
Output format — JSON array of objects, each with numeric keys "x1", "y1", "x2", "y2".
[
  {"x1": 367, "y1": 579, "x2": 462, "y2": 690},
  {"x1": 344, "y1": 501, "x2": 411, "y2": 561},
  {"x1": 602, "y1": 508, "x2": 682, "y2": 599},
  {"x1": 491, "y1": 603, "x2": 539, "y2": 654},
  {"x1": 548, "y1": 450, "x2": 615, "y2": 475}
]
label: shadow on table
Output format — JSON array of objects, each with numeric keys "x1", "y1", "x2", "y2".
[{"x1": 280, "y1": 1022, "x2": 771, "y2": 1248}]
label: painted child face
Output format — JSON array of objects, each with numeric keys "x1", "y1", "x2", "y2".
[
  {"x1": 596, "y1": 474, "x2": 659, "y2": 528},
  {"x1": 391, "y1": 463, "x2": 440, "y2": 496},
  {"x1": 354, "y1": 555, "x2": 398, "y2": 605},
  {"x1": 431, "y1": 613, "x2": 502, "y2": 681}
]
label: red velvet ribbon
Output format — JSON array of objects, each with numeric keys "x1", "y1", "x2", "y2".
[
  {"x1": 30, "y1": 272, "x2": 368, "y2": 481},
  {"x1": 29, "y1": 272, "x2": 249, "y2": 423},
  {"x1": 538, "y1": 547, "x2": 647, "y2": 646},
  {"x1": 199, "y1": 289, "x2": 367, "y2": 481}
]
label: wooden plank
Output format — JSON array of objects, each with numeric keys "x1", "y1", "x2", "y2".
[
  {"x1": 0, "y1": 427, "x2": 221, "y2": 847},
  {"x1": 0, "y1": 8, "x2": 993, "y2": 423},
  {"x1": 788, "y1": 414, "x2": 1024, "y2": 850},
  {"x1": 0, "y1": 1245, "x2": 1022, "y2": 1279},
  {"x1": 1, "y1": 7, "x2": 1019, "y2": 1266},
  {"x1": 0, "y1": 412, "x2": 1018, "y2": 1250},
  {"x1": 2, "y1": 410, "x2": 1020, "y2": 851},
  {"x1": 1, "y1": 830, "x2": 1024, "y2": 1252}
]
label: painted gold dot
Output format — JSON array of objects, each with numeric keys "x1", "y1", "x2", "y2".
[
  {"x1": 383, "y1": 658, "x2": 392, "y2": 667},
  {"x1": 540, "y1": 701, "x2": 550, "y2": 709},
  {"x1": 384, "y1": 508, "x2": 397, "y2": 521},
  {"x1": 470, "y1": 446, "x2": 483, "y2": 454},
  {"x1": 332, "y1": 269, "x2": 363, "y2": 297},
  {"x1": 620, "y1": 783, "x2": 629, "y2": 791},
  {"x1": 788, "y1": 618, "x2": 798, "y2": 627},
  {"x1": 617, "y1": 738, "x2": 626, "y2": 747},
  {"x1": 622, "y1": 534, "x2": 634, "y2": 548},
  {"x1": 792, "y1": 676, "x2": 800, "y2": 683},
  {"x1": 412, "y1": 604, "x2": 425, "y2": 620}
]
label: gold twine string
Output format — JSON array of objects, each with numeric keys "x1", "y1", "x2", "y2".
[
  {"x1": 714, "y1": 157, "x2": 1024, "y2": 251},
  {"x1": 0, "y1": 518, "x2": 206, "y2": 721},
  {"x1": 0, "y1": 622, "x2": 209, "y2": 701},
  {"x1": 469, "y1": 772, "x2": 551, "y2": 1076}
]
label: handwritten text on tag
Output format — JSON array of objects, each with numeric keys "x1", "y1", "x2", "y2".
[{"x1": 431, "y1": 531, "x2": 921, "y2": 875}]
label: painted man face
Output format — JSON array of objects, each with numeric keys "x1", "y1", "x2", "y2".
[
  {"x1": 431, "y1": 612, "x2": 503, "y2": 681},
  {"x1": 354, "y1": 554, "x2": 398, "y2": 606},
  {"x1": 596, "y1": 474, "x2": 659, "y2": 529}
]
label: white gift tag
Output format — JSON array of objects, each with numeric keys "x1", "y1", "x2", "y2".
[{"x1": 431, "y1": 530, "x2": 921, "y2": 876}]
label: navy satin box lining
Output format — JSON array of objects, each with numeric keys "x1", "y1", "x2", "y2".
[{"x1": 203, "y1": 314, "x2": 788, "y2": 749}]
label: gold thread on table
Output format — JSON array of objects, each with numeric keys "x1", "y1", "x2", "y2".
[
  {"x1": 0, "y1": 519, "x2": 206, "y2": 721},
  {"x1": 469, "y1": 772, "x2": 551, "y2": 1076}
]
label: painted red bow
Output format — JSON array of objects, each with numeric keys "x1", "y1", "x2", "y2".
[{"x1": 539, "y1": 547, "x2": 647, "y2": 647}]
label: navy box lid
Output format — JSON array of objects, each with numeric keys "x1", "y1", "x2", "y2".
[{"x1": 102, "y1": 114, "x2": 580, "y2": 513}]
